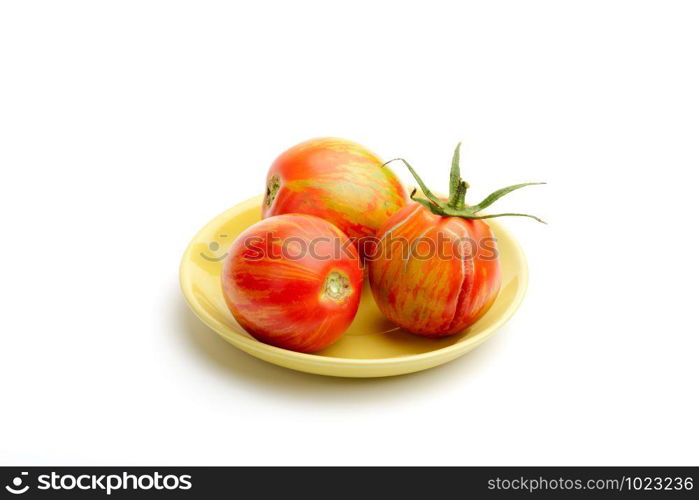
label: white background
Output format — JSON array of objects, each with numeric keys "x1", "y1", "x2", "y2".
[{"x1": 1, "y1": 1, "x2": 698, "y2": 465}]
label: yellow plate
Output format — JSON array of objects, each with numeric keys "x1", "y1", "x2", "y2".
[{"x1": 180, "y1": 195, "x2": 528, "y2": 378}]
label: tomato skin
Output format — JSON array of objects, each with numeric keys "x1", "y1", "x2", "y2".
[
  {"x1": 261, "y1": 138, "x2": 407, "y2": 258},
  {"x1": 368, "y1": 203, "x2": 502, "y2": 337},
  {"x1": 221, "y1": 214, "x2": 363, "y2": 353}
]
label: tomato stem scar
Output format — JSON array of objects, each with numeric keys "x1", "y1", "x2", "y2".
[
  {"x1": 265, "y1": 175, "x2": 280, "y2": 207},
  {"x1": 324, "y1": 271, "x2": 351, "y2": 301}
]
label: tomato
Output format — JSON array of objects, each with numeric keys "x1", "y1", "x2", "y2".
[
  {"x1": 368, "y1": 144, "x2": 545, "y2": 337},
  {"x1": 261, "y1": 138, "x2": 407, "y2": 259},
  {"x1": 221, "y1": 214, "x2": 363, "y2": 353},
  {"x1": 368, "y1": 203, "x2": 503, "y2": 336}
]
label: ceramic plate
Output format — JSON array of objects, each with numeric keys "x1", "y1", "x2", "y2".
[{"x1": 180, "y1": 195, "x2": 528, "y2": 377}]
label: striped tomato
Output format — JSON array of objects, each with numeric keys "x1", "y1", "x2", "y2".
[
  {"x1": 368, "y1": 144, "x2": 545, "y2": 337},
  {"x1": 261, "y1": 138, "x2": 406, "y2": 259},
  {"x1": 221, "y1": 214, "x2": 363, "y2": 353},
  {"x1": 369, "y1": 203, "x2": 503, "y2": 336}
]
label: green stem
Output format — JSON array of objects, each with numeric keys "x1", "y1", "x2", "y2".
[
  {"x1": 448, "y1": 180, "x2": 468, "y2": 210},
  {"x1": 449, "y1": 142, "x2": 462, "y2": 201},
  {"x1": 388, "y1": 143, "x2": 546, "y2": 224}
]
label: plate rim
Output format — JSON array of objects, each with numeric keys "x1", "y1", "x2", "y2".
[{"x1": 179, "y1": 194, "x2": 528, "y2": 368}]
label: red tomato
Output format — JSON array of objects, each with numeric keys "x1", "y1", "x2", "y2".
[
  {"x1": 368, "y1": 143, "x2": 544, "y2": 337},
  {"x1": 368, "y1": 203, "x2": 502, "y2": 336},
  {"x1": 221, "y1": 214, "x2": 363, "y2": 353},
  {"x1": 261, "y1": 138, "x2": 407, "y2": 259}
]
